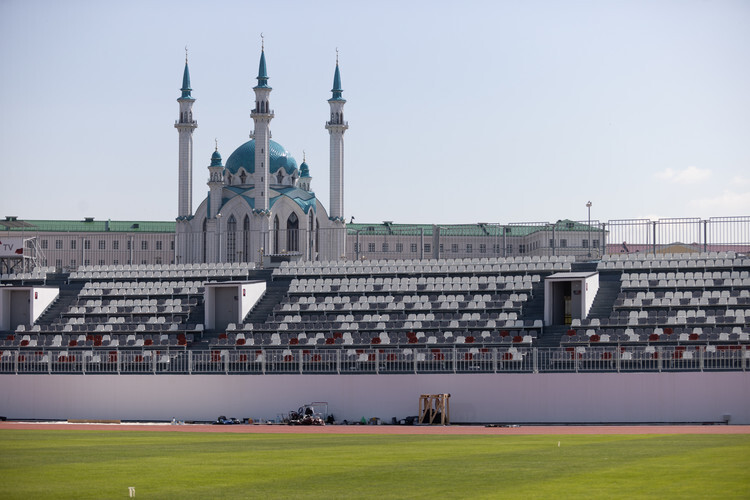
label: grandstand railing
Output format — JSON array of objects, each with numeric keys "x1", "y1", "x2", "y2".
[{"x1": 1, "y1": 346, "x2": 746, "y2": 375}]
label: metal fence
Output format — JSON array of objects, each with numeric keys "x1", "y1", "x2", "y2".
[
  {"x1": 1, "y1": 346, "x2": 746, "y2": 375},
  {"x1": 605, "y1": 216, "x2": 750, "y2": 255}
]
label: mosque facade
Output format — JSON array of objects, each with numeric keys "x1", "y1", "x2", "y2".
[{"x1": 174, "y1": 47, "x2": 348, "y2": 265}]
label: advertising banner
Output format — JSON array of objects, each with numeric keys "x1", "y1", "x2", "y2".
[{"x1": 0, "y1": 238, "x2": 25, "y2": 257}]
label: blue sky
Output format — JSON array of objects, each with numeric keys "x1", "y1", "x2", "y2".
[{"x1": 1, "y1": 0, "x2": 748, "y2": 225}]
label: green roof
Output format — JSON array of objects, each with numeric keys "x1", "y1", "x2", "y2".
[
  {"x1": 347, "y1": 220, "x2": 599, "y2": 237},
  {"x1": 1, "y1": 220, "x2": 176, "y2": 233}
]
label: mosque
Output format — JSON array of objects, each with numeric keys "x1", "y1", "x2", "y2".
[{"x1": 174, "y1": 45, "x2": 348, "y2": 265}]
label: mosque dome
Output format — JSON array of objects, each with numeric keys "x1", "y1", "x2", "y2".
[
  {"x1": 225, "y1": 139, "x2": 298, "y2": 176},
  {"x1": 210, "y1": 149, "x2": 222, "y2": 166}
]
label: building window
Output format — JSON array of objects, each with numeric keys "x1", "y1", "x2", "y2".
[
  {"x1": 70, "y1": 259, "x2": 76, "y2": 267},
  {"x1": 228, "y1": 215, "x2": 238, "y2": 261},
  {"x1": 156, "y1": 241, "x2": 163, "y2": 250},
  {"x1": 466, "y1": 244, "x2": 473, "y2": 254},
  {"x1": 451, "y1": 243, "x2": 458, "y2": 253},
  {"x1": 141, "y1": 259, "x2": 148, "y2": 265},
  {"x1": 127, "y1": 240, "x2": 132, "y2": 250},
  {"x1": 479, "y1": 244, "x2": 486, "y2": 254},
  {"x1": 439, "y1": 243, "x2": 444, "y2": 254},
  {"x1": 55, "y1": 240, "x2": 63, "y2": 249},
  {"x1": 84, "y1": 240, "x2": 91, "y2": 250},
  {"x1": 113, "y1": 240, "x2": 119, "y2": 250},
  {"x1": 560, "y1": 239, "x2": 567, "y2": 248},
  {"x1": 368, "y1": 243, "x2": 375, "y2": 252},
  {"x1": 286, "y1": 213, "x2": 299, "y2": 253},
  {"x1": 396, "y1": 243, "x2": 403, "y2": 253},
  {"x1": 593, "y1": 239, "x2": 599, "y2": 248},
  {"x1": 519, "y1": 244, "x2": 526, "y2": 254},
  {"x1": 98, "y1": 240, "x2": 106, "y2": 250},
  {"x1": 141, "y1": 241, "x2": 148, "y2": 250},
  {"x1": 410, "y1": 243, "x2": 418, "y2": 253},
  {"x1": 84, "y1": 259, "x2": 90, "y2": 266},
  {"x1": 99, "y1": 259, "x2": 105, "y2": 265},
  {"x1": 171, "y1": 240, "x2": 175, "y2": 251},
  {"x1": 382, "y1": 243, "x2": 389, "y2": 252},
  {"x1": 582, "y1": 239, "x2": 589, "y2": 248},
  {"x1": 41, "y1": 240, "x2": 48, "y2": 249},
  {"x1": 424, "y1": 243, "x2": 431, "y2": 253},
  {"x1": 156, "y1": 257, "x2": 162, "y2": 265},
  {"x1": 506, "y1": 244, "x2": 513, "y2": 254},
  {"x1": 55, "y1": 259, "x2": 62, "y2": 268},
  {"x1": 113, "y1": 260, "x2": 118, "y2": 265},
  {"x1": 493, "y1": 244, "x2": 501, "y2": 254},
  {"x1": 70, "y1": 240, "x2": 76, "y2": 250}
]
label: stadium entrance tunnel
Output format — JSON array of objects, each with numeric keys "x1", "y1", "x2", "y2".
[
  {"x1": 204, "y1": 281, "x2": 265, "y2": 331},
  {"x1": 0, "y1": 286, "x2": 59, "y2": 331},
  {"x1": 544, "y1": 272, "x2": 598, "y2": 326}
]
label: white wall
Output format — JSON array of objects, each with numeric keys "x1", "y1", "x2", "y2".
[
  {"x1": 1, "y1": 372, "x2": 748, "y2": 424},
  {"x1": 583, "y1": 273, "x2": 599, "y2": 318},
  {"x1": 32, "y1": 287, "x2": 59, "y2": 323},
  {"x1": 240, "y1": 282, "x2": 266, "y2": 320}
]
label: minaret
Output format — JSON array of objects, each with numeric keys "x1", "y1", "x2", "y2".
[
  {"x1": 325, "y1": 51, "x2": 348, "y2": 220},
  {"x1": 175, "y1": 49, "x2": 197, "y2": 218},
  {"x1": 299, "y1": 151, "x2": 312, "y2": 191},
  {"x1": 250, "y1": 38, "x2": 273, "y2": 212},
  {"x1": 207, "y1": 140, "x2": 224, "y2": 219}
]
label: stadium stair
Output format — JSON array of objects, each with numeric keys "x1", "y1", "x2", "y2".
[
  {"x1": 535, "y1": 325, "x2": 569, "y2": 348},
  {"x1": 243, "y1": 273, "x2": 292, "y2": 324},
  {"x1": 586, "y1": 270, "x2": 622, "y2": 320},
  {"x1": 34, "y1": 278, "x2": 85, "y2": 327},
  {"x1": 522, "y1": 279, "x2": 545, "y2": 324}
]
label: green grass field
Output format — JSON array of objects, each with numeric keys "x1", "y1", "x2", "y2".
[{"x1": 0, "y1": 430, "x2": 748, "y2": 499}]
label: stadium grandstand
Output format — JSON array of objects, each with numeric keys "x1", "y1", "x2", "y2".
[{"x1": 0, "y1": 46, "x2": 748, "y2": 424}]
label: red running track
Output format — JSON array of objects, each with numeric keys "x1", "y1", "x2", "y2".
[{"x1": 1, "y1": 422, "x2": 749, "y2": 435}]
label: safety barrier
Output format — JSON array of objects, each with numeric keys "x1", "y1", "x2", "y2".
[{"x1": 1, "y1": 345, "x2": 747, "y2": 375}]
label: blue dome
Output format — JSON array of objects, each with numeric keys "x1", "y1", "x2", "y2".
[
  {"x1": 225, "y1": 139, "x2": 298, "y2": 176},
  {"x1": 210, "y1": 149, "x2": 222, "y2": 166}
]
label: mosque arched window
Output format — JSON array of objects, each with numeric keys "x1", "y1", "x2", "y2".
[
  {"x1": 227, "y1": 215, "x2": 237, "y2": 263},
  {"x1": 243, "y1": 215, "x2": 250, "y2": 262},
  {"x1": 239, "y1": 171, "x2": 247, "y2": 184},
  {"x1": 276, "y1": 171, "x2": 284, "y2": 184},
  {"x1": 287, "y1": 213, "x2": 299, "y2": 252},
  {"x1": 202, "y1": 218, "x2": 207, "y2": 263},
  {"x1": 273, "y1": 216, "x2": 280, "y2": 254}
]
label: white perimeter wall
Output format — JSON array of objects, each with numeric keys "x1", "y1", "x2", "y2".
[{"x1": 1, "y1": 372, "x2": 748, "y2": 424}]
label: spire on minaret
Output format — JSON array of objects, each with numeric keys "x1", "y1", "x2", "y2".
[
  {"x1": 330, "y1": 48, "x2": 343, "y2": 101},
  {"x1": 180, "y1": 47, "x2": 193, "y2": 99},
  {"x1": 255, "y1": 34, "x2": 270, "y2": 89}
]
